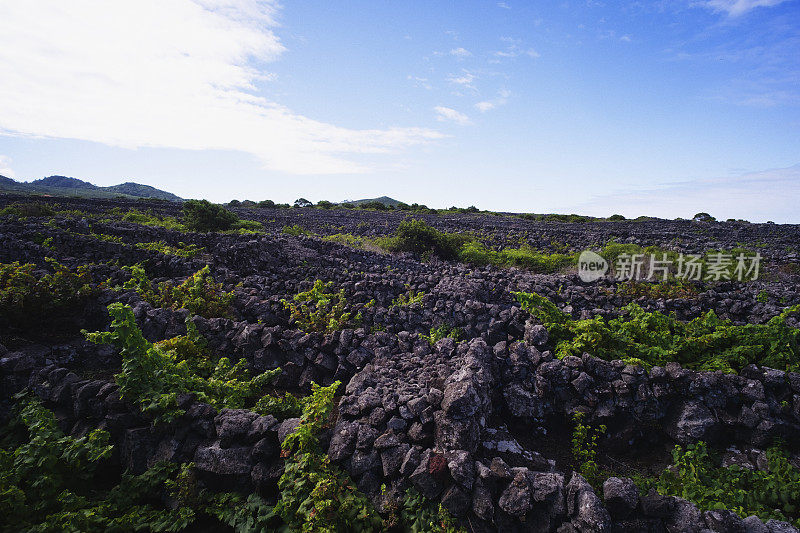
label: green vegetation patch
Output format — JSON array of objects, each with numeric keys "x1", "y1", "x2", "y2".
[
  {"x1": 0, "y1": 396, "x2": 196, "y2": 533},
  {"x1": 423, "y1": 324, "x2": 463, "y2": 346},
  {"x1": 282, "y1": 224, "x2": 311, "y2": 237},
  {"x1": 282, "y1": 279, "x2": 370, "y2": 333},
  {"x1": 391, "y1": 288, "x2": 425, "y2": 308},
  {"x1": 135, "y1": 241, "x2": 205, "y2": 258},
  {"x1": 639, "y1": 442, "x2": 800, "y2": 527},
  {"x1": 514, "y1": 291, "x2": 800, "y2": 372},
  {"x1": 615, "y1": 279, "x2": 700, "y2": 300},
  {"x1": 84, "y1": 304, "x2": 279, "y2": 423},
  {"x1": 182, "y1": 199, "x2": 238, "y2": 232},
  {"x1": 119, "y1": 264, "x2": 234, "y2": 318},
  {"x1": 0, "y1": 259, "x2": 98, "y2": 332},
  {"x1": 458, "y1": 240, "x2": 576, "y2": 273},
  {"x1": 0, "y1": 201, "x2": 55, "y2": 218}
]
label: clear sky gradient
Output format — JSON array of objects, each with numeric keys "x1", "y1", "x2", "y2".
[{"x1": 0, "y1": 1, "x2": 798, "y2": 221}]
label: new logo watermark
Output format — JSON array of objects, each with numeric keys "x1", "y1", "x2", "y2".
[
  {"x1": 577, "y1": 251, "x2": 761, "y2": 282},
  {"x1": 577, "y1": 250, "x2": 608, "y2": 282}
]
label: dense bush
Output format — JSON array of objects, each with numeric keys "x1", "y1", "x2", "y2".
[
  {"x1": 693, "y1": 212, "x2": 716, "y2": 222},
  {"x1": 0, "y1": 259, "x2": 97, "y2": 332},
  {"x1": 85, "y1": 304, "x2": 280, "y2": 423},
  {"x1": 388, "y1": 219, "x2": 467, "y2": 260},
  {"x1": 181, "y1": 200, "x2": 238, "y2": 232},
  {"x1": 515, "y1": 291, "x2": 800, "y2": 372}
]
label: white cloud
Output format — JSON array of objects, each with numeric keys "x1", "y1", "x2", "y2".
[
  {"x1": 450, "y1": 47, "x2": 472, "y2": 58},
  {"x1": 620, "y1": 35, "x2": 632, "y2": 42},
  {"x1": 497, "y1": 2, "x2": 511, "y2": 8},
  {"x1": 493, "y1": 46, "x2": 540, "y2": 59},
  {"x1": 408, "y1": 75, "x2": 433, "y2": 90},
  {"x1": 0, "y1": 155, "x2": 15, "y2": 178},
  {"x1": 0, "y1": 1, "x2": 443, "y2": 175},
  {"x1": 700, "y1": 0, "x2": 790, "y2": 16},
  {"x1": 434, "y1": 106, "x2": 472, "y2": 126},
  {"x1": 475, "y1": 89, "x2": 510, "y2": 113},
  {"x1": 447, "y1": 70, "x2": 477, "y2": 88}
]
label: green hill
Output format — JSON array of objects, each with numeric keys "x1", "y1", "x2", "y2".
[
  {"x1": 345, "y1": 196, "x2": 403, "y2": 207},
  {"x1": 0, "y1": 175, "x2": 183, "y2": 202}
]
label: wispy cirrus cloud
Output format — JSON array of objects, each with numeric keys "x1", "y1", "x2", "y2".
[
  {"x1": 450, "y1": 47, "x2": 472, "y2": 58},
  {"x1": 446, "y1": 70, "x2": 477, "y2": 89},
  {"x1": 699, "y1": 0, "x2": 791, "y2": 17},
  {"x1": 0, "y1": 0, "x2": 443, "y2": 175},
  {"x1": 434, "y1": 106, "x2": 472, "y2": 125},
  {"x1": 492, "y1": 45, "x2": 540, "y2": 59}
]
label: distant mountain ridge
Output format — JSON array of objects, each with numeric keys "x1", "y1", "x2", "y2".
[
  {"x1": 0, "y1": 175, "x2": 183, "y2": 202},
  {"x1": 343, "y1": 196, "x2": 403, "y2": 207}
]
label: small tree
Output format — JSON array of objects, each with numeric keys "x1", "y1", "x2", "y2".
[
  {"x1": 316, "y1": 200, "x2": 334, "y2": 209},
  {"x1": 294, "y1": 198, "x2": 312, "y2": 208},
  {"x1": 258, "y1": 200, "x2": 275, "y2": 208},
  {"x1": 182, "y1": 200, "x2": 238, "y2": 232},
  {"x1": 693, "y1": 212, "x2": 716, "y2": 222}
]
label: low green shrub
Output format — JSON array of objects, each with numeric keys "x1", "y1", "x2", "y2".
[
  {"x1": 135, "y1": 241, "x2": 205, "y2": 258},
  {"x1": 0, "y1": 396, "x2": 195, "y2": 532},
  {"x1": 390, "y1": 489, "x2": 466, "y2": 532},
  {"x1": 228, "y1": 219, "x2": 263, "y2": 233},
  {"x1": 282, "y1": 224, "x2": 310, "y2": 237},
  {"x1": 0, "y1": 259, "x2": 97, "y2": 332},
  {"x1": 640, "y1": 442, "x2": 800, "y2": 526},
  {"x1": 615, "y1": 279, "x2": 699, "y2": 300},
  {"x1": 119, "y1": 264, "x2": 233, "y2": 318},
  {"x1": 84, "y1": 303, "x2": 280, "y2": 423},
  {"x1": 282, "y1": 279, "x2": 361, "y2": 333},
  {"x1": 391, "y1": 288, "x2": 425, "y2": 308},
  {"x1": 514, "y1": 291, "x2": 800, "y2": 372},
  {"x1": 273, "y1": 381, "x2": 385, "y2": 531},
  {"x1": 0, "y1": 202, "x2": 55, "y2": 218},
  {"x1": 423, "y1": 324, "x2": 462, "y2": 345},
  {"x1": 117, "y1": 209, "x2": 186, "y2": 231}
]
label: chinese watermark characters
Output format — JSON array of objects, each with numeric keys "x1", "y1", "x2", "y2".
[{"x1": 612, "y1": 252, "x2": 761, "y2": 282}]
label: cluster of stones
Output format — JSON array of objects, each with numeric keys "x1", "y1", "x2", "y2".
[{"x1": 2, "y1": 196, "x2": 800, "y2": 531}]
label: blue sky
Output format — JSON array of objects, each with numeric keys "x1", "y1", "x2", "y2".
[{"x1": 0, "y1": 0, "x2": 798, "y2": 221}]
